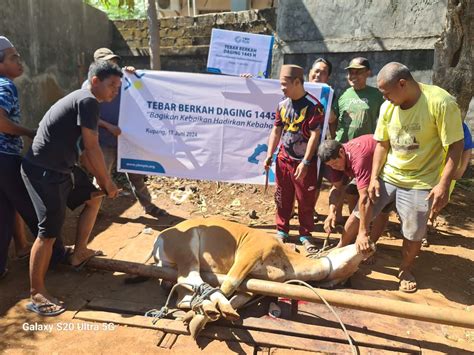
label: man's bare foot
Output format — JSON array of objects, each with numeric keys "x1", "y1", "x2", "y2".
[
  {"x1": 68, "y1": 248, "x2": 104, "y2": 268},
  {"x1": 398, "y1": 270, "x2": 417, "y2": 293},
  {"x1": 31, "y1": 293, "x2": 63, "y2": 309}
]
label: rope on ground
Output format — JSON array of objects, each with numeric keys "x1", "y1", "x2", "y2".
[
  {"x1": 284, "y1": 279, "x2": 357, "y2": 355},
  {"x1": 145, "y1": 282, "x2": 193, "y2": 324}
]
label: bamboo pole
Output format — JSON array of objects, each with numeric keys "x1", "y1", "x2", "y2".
[{"x1": 87, "y1": 257, "x2": 474, "y2": 329}]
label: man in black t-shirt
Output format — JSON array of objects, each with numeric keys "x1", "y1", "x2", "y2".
[{"x1": 21, "y1": 61, "x2": 121, "y2": 316}]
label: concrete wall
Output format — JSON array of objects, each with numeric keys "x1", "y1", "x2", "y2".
[
  {"x1": 112, "y1": 8, "x2": 276, "y2": 73},
  {"x1": 0, "y1": 0, "x2": 119, "y2": 129},
  {"x1": 275, "y1": 0, "x2": 448, "y2": 94},
  {"x1": 112, "y1": 1, "x2": 455, "y2": 100},
  {"x1": 2, "y1": 0, "x2": 470, "y2": 130}
]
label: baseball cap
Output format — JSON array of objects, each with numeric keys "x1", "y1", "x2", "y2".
[
  {"x1": 93, "y1": 48, "x2": 120, "y2": 61},
  {"x1": 0, "y1": 36, "x2": 14, "y2": 51},
  {"x1": 345, "y1": 57, "x2": 370, "y2": 70}
]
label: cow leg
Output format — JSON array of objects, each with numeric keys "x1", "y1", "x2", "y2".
[
  {"x1": 216, "y1": 252, "x2": 262, "y2": 319},
  {"x1": 153, "y1": 235, "x2": 176, "y2": 290},
  {"x1": 176, "y1": 268, "x2": 227, "y2": 340},
  {"x1": 221, "y1": 252, "x2": 260, "y2": 296}
]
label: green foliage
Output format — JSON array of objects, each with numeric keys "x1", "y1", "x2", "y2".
[{"x1": 84, "y1": 0, "x2": 147, "y2": 19}]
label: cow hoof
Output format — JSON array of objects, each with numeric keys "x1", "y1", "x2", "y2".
[
  {"x1": 189, "y1": 314, "x2": 208, "y2": 340},
  {"x1": 182, "y1": 310, "x2": 195, "y2": 325},
  {"x1": 201, "y1": 302, "x2": 220, "y2": 321},
  {"x1": 217, "y1": 303, "x2": 240, "y2": 321}
]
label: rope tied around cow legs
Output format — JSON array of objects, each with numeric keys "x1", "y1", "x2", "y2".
[
  {"x1": 190, "y1": 282, "x2": 223, "y2": 312},
  {"x1": 144, "y1": 282, "x2": 222, "y2": 324}
]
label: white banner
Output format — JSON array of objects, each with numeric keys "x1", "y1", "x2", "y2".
[
  {"x1": 207, "y1": 29, "x2": 274, "y2": 78},
  {"x1": 118, "y1": 70, "x2": 333, "y2": 184}
]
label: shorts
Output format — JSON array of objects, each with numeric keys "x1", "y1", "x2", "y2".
[
  {"x1": 345, "y1": 178, "x2": 359, "y2": 195},
  {"x1": 21, "y1": 160, "x2": 97, "y2": 239},
  {"x1": 354, "y1": 179, "x2": 431, "y2": 241}
]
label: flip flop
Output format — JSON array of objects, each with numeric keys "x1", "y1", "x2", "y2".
[
  {"x1": 398, "y1": 271, "x2": 417, "y2": 293},
  {"x1": 26, "y1": 302, "x2": 66, "y2": 316}
]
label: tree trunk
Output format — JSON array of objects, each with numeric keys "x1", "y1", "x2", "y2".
[
  {"x1": 147, "y1": 0, "x2": 161, "y2": 70},
  {"x1": 432, "y1": 0, "x2": 473, "y2": 119}
]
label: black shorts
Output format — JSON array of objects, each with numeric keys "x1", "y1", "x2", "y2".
[
  {"x1": 21, "y1": 160, "x2": 97, "y2": 239},
  {"x1": 345, "y1": 179, "x2": 359, "y2": 195},
  {"x1": 321, "y1": 165, "x2": 358, "y2": 194}
]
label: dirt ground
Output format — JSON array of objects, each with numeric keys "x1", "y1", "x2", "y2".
[{"x1": 0, "y1": 175, "x2": 473, "y2": 354}]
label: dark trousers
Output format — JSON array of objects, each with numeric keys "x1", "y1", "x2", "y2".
[
  {"x1": 0, "y1": 153, "x2": 65, "y2": 272},
  {"x1": 275, "y1": 155, "x2": 317, "y2": 237}
]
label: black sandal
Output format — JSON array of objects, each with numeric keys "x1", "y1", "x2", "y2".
[{"x1": 147, "y1": 206, "x2": 169, "y2": 218}]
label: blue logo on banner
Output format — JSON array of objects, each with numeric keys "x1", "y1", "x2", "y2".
[
  {"x1": 124, "y1": 71, "x2": 147, "y2": 91},
  {"x1": 247, "y1": 144, "x2": 276, "y2": 183},
  {"x1": 121, "y1": 158, "x2": 166, "y2": 173},
  {"x1": 248, "y1": 144, "x2": 268, "y2": 164},
  {"x1": 235, "y1": 36, "x2": 250, "y2": 44}
]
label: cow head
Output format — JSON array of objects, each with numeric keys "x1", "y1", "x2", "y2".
[{"x1": 317, "y1": 243, "x2": 376, "y2": 288}]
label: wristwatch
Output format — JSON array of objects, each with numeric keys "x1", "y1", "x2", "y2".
[{"x1": 301, "y1": 159, "x2": 311, "y2": 166}]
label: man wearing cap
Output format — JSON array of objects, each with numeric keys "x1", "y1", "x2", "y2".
[
  {"x1": 369, "y1": 62, "x2": 464, "y2": 292},
  {"x1": 0, "y1": 36, "x2": 66, "y2": 280},
  {"x1": 328, "y1": 57, "x2": 385, "y2": 223},
  {"x1": 83, "y1": 48, "x2": 168, "y2": 218},
  {"x1": 335, "y1": 57, "x2": 384, "y2": 143},
  {"x1": 264, "y1": 65, "x2": 325, "y2": 249}
]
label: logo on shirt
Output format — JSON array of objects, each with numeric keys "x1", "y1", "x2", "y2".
[
  {"x1": 391, "y1": 127, "x2": 420, "y2": 152},
  {"x1": 280, "y1": 105, "x2": 307, "y2": 133}
]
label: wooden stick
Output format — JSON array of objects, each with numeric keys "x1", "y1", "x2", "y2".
[{"x1": 86, "y1": 257, "x2": 474, "y2": 329}]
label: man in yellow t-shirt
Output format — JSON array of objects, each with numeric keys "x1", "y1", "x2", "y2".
[{"x1": 368, "y1": 62, "x2": 464, "y2": 293}]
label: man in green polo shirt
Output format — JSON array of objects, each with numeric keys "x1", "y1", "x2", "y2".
[{"x1": 335, "y1": 57, "x2": 384, "y2": 143}]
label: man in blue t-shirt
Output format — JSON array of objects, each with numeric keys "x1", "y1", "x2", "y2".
[
  {"x1": 83, "y1": 48, "x2": 168, "y2": 218},
  {"x1": 0, "y1": 36, "x2": 66, "y2": 280}
]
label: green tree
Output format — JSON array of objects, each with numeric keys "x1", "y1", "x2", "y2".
[{"x1": 85, "y1": 0, "x2": 160, "y2": 70}]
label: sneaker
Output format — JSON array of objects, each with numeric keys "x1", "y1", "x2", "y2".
[{"x1": 276, "y1": 230, "x2": 289, "y2": 243}]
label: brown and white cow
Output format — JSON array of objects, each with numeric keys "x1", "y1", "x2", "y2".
[{"x1": 153, "y1": 217, "x2": 373, "y2": 338}]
